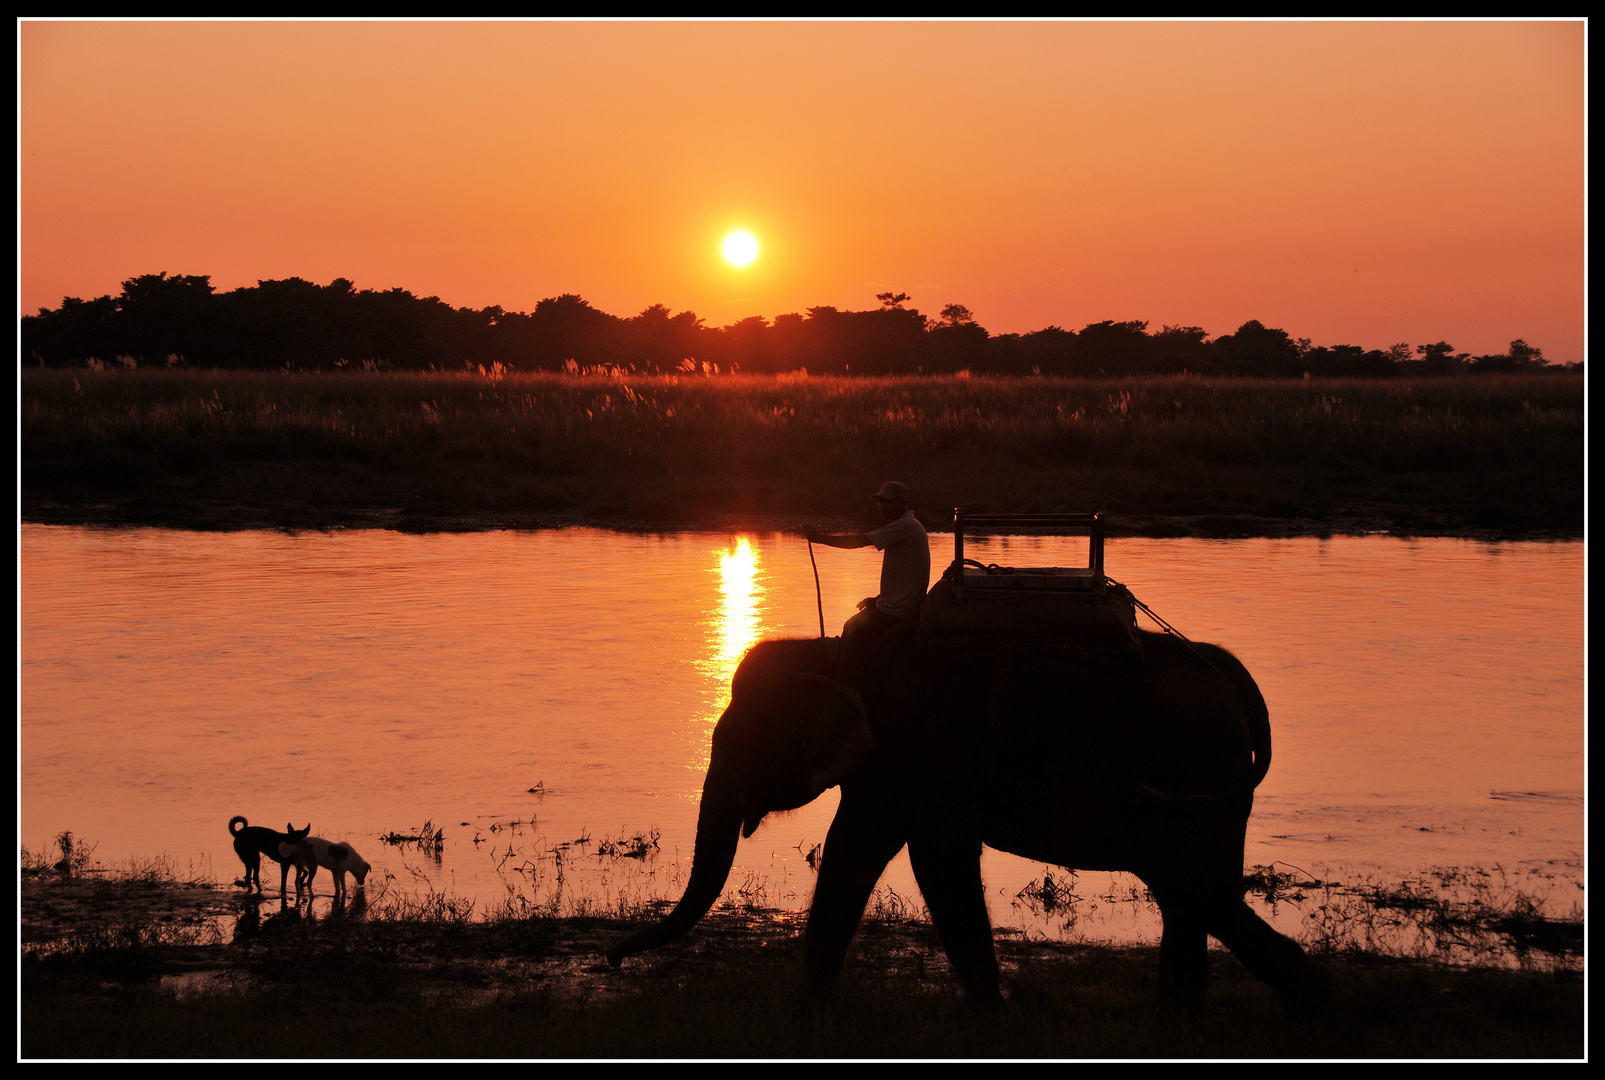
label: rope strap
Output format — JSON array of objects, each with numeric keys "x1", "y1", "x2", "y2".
[{"x1": 1107, "y1": 577, "x2": 1236, "y2": 689}]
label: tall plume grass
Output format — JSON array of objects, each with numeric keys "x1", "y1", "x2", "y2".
[{"x1": 22, "y1": 369, "x2": 1582, "y2": 534}]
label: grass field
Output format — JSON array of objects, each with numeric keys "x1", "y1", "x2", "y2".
[{"x1": 21, "y1": 369, "x2": 1583, "y2": 537}]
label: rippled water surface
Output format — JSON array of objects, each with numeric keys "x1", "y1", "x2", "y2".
[{"x1": 21, "y1": 525, "x2": 1583, "y2": 942}]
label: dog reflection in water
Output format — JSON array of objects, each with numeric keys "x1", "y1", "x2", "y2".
[{"x1": 280, "y1": 835, "x2": 372, "y2": 902}]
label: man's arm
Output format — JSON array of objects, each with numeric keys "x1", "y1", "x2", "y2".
[{"x1": 804, "y1": 524, "x2": 872, "y2": 549}]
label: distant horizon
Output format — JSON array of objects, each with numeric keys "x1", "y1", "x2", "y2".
[{"x1": 21, "y1": 21, "x2": 1584, "y2": 359}]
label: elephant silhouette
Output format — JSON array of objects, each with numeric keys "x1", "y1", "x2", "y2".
[{"x1": 608, "y1": 629, "x2": 1328, "y2": 1011}]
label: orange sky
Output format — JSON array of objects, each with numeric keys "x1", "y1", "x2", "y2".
[{"x1": 19, "y1": 20, "x2": 1586, "y2": 360}]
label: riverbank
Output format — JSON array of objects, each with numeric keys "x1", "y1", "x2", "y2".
[
  {"x1": 21, "y1": 869, "x2": 1583, "y2": 1059},
  {"x1": 21, "y1": 370, "x2": 1583, "y2": 539}
]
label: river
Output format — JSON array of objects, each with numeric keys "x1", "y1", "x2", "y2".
[{"x1": 20, "y1": 524, "x2": 1583, "y2": 946}]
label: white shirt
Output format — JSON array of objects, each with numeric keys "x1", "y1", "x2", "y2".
[{"x1": 865, "y1": 511, "x2": 931, "y2": 620}]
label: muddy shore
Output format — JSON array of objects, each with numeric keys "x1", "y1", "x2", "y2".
[
  {"x1": 30, "y1": 501, "x2": 1557, "y2": 542},
  {"x1": 21, "y1": 873, "x2": 1584, "y2": 1059}
]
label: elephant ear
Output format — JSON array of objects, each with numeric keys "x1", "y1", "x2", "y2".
[
  {"x1": 738, "y1": 674, "x2": 874, "y2": 838},
  {"x1": 793, "y1": 675, "x2": 873, "y2": 797}
]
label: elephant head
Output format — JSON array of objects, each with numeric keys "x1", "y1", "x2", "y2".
[{"x1": 607, "y1": 643, "x2": 872, "y2": 967}]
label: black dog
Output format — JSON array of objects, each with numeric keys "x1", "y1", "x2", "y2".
[{"x1": 229, "y1": 816, "x2": 311, "y2": 895}]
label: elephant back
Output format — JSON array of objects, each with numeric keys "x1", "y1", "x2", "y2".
[{"x1": 916, "y1": 569, "x2": 1144, "y2": 660}]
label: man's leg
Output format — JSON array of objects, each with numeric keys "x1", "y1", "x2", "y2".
[{"x1": 840, "y1": 603, "x2": 897, "y2": 680}]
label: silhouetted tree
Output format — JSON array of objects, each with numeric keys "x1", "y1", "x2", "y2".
[
  {"x1": 1300, "y1": 343, "x2": 1398, "y2": 378},
  {"x1": 790, "y1": 304, "x2": 930, "y2": 374},
  {"x1": 20, "y1": 269, "x2": 1567, "y2": 378},
  {"x1": 520, "y1": 294, "x2": 625, "y2": 369},
  {"x1": 1470, "y1": 338, "x2": 1547, "y2": 374},
  {"x1": 1149, "y1": 325, "x2": 1210, "y2": 374},
  {"x1": 1012, "y1": 325, "x2": 1078, "y2": 375},
  {"x1": 23, "y1": 293, "x2": 119, "y2": 366},
  {"x1": 926, "y1": 304, "x2": 988, "y2": 372},
  {"x1": 114, "y1": 272, "x2": 217, "y2": 365},
  {"x1": 1414, "y1": 341, "x2": 1469, "y2": 376},
  {"x1": 1211, "y1": 320, "x2": 1302, "y2": 377},
  {"x1": 1072, "y1": 320, "x2": 1151, "y2": 376}
]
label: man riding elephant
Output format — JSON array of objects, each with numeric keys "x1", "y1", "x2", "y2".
[
  {"x1": 805, "y1": 481, "x2": 931, "y2": 675},
  {"x1": 612, "y1": 499, "x2": 1331, "y2": 1010}
]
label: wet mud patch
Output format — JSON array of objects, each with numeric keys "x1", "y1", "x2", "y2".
[
  {"x1": 21, "y1": 875, "x2": 1045, "y2": 1007},
  {"x1": 22, "y1": 872, "x2": 238, "y2": 952}
]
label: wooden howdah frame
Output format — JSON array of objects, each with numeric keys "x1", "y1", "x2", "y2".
[{"x1": 948, "y1": 510, "x2": 1105, "y2": 603}]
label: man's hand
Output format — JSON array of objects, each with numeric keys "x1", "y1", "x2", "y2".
[{"x1": 804, "y1": 524, "x2": 823, "y2": 543}]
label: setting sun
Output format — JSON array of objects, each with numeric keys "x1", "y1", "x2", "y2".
[{"x1": 721, "y1": 230, "x2": 759, "y2": 268}]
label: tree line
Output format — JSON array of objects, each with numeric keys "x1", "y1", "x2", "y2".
[{"x1": 21, "y1": 272, "x2": 1576, "y2": 378}]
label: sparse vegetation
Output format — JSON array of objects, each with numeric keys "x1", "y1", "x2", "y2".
[
  {"x1": 1009, "y1": 862, "x2": 1583, "y2": 974},
  {"x1": 21, "y1": 840, "x2": 1582, "y2": 1058},
  {"x1": 595, "y1": 828, "x2": 661, "y2": 859},
  {"x1": 1295, "y1": 868, "x2": 1584, "y2": 970},
  {"x1": 1016, "y1": 870, "x2": 1080, "y2": 915},
  {"x1": 379, "y1": 819, "x2": 446, "y2": 855},
  {"x1": 41, "y1": 831, "x2": 100, "y2": 877},
  {"x1": 21, "y1": 369, "x2": 1583, "y2": 537}
]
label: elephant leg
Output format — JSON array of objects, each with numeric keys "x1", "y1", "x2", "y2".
[
  {"x1": 907, "y1": 834, "x2": 1003, "y2": 1007},
  {"x1": 1207, "y1": 898, "x2": 1331, "y2": 1014},
  {"x1": 1152, "y1": 891, "x2": 1210, "y2": 1009},
  {"x1": 804, "y1": 792, "x2": 906, "y2": 996}
]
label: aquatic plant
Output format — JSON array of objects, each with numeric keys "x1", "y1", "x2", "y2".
[
  {"x1": 36, "y1": 832, "x2": 101, "y2": 877},
  {"x1": 595, "y1": 828, "x2": 661, "y2": 859},
  {"x1": 379, "y1": 819, "x2": 445, "y2": 856},
  {"x1": 1297, "y1": 867, "x2": 1583, "y2": 969},
  {"x1": 868, "y1": 885, "x2": 928, "y2": 924},
  {"x1": 1014, "y1": 871, "x2": 1081, "y2": 917}
]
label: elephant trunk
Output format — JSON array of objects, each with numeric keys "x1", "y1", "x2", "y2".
[{"x1": 606, "y1": 789, "x2": 741, "y2": 967}]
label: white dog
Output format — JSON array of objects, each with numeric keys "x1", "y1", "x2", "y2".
[{"x1": 279, "y1": 836, "x2": 371, "y2": 900}]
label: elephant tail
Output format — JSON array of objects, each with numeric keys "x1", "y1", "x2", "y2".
[{"x1": 1139, "y1": 641, "x2": 1272, "y2": 803}]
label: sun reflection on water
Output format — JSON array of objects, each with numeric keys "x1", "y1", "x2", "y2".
[
  {"x1": 686, "y1": 537, "x2": 767, "y2": 771},
  {"x1": 715, "y1": 537, "x2": 763, "y2": 671}
]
